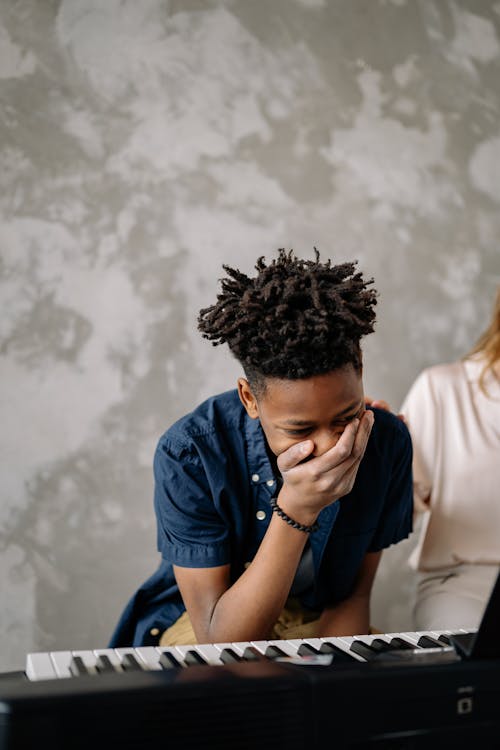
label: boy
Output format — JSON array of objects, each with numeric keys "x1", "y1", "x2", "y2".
[{"x1": 110, "y1": 249, "x2": 412, "y2": 647}]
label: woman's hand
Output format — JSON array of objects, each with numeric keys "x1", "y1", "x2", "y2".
[{"x1": 364, "y1": 396, "x2": 405, "y2": 422}]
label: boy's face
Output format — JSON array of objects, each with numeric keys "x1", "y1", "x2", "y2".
[{"x1": 238, "y1": 366, "x2": 365, "y2": 459}]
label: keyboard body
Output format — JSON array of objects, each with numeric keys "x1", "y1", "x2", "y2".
[{"x1": 1, "y1": 630, "x2": 500, "y2": 749}]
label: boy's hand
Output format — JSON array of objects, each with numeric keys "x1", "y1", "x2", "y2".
[{"x1": 276, "y1": 409, "x2": 374, "y2": 526}]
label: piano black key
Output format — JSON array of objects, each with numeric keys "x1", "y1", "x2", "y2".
[
  {"x1": 319, "y1": 642, "x2": 357, "y2": 662},
  {"x1": 219, "y1": 648, "x2": 242, "y2": 664},
  {"x1": 389, "y1": 637, "x2": 414, "y2": 650},
  {"x1": 183, "y1": 650, "x2": 207, "y2": 666},
  {"x1": 95, "y1": 654, "x2": 117, "y2": 674},
  {"x1": 417, "y1": 635, "x2": 444, "y2": 649},
  {"x1": 69, "y1": 655, "x2": 90, "y2": 677},
  {"x1": 121, "y1": 653, "x2": 144, "y2": 671},
  {"x1": 369, "y1": 638, "x2": 394, "y2": 653},
  {"x1": 242, "y1": 646, "x2": 268, "y2": 662},
  {"x1": 350, "y1": 640, "x2": 380, "y2": 661},
  {"x1": 297, "y1": 643, "x2": 320, "y2": 657},
  {"x1": 265, "y1": 645, "x2": 288, "y2": 659},
  {"x1": 438, "y1": 634, "x2": 451, "y2": 645},
  {"x1": 159, "y1": 651, "x2": 181, "y2": 669}
]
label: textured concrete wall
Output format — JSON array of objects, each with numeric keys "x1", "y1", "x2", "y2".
[{"x1": 1, "y1": 0, "x2": 499, "y2": 670}]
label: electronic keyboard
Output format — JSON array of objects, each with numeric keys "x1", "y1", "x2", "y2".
[
  {"x1": 24, "y1": 628, "x2": 464, "y2": 680},
  {"x1": 2, "y1": 629, "x2": 500, "y2": 749}
]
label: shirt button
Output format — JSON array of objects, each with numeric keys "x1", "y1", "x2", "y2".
[
  {"x1": 266, "y1": 479, "x2": 275, "y2": 487},
  {"x1": 251, "y1": 473, "x2": 260, "y2": 483},
  {"x1": 150, "y1": 627, "x2": 160, "y2": 637},
  {"x1": 256, "y1": 510, "x2": 266, "y2": 521}
]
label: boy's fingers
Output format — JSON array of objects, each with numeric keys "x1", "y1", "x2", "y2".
[
  {"x1": 352, "y1": 409, "x2": 374, "y2": 456},
  {"x1": 309, "y1": 418, "x2": 360, "y2": 473},
  {"x1": 279, "y1": 411, "x2": 375, "y2": 476},
  {"x1": 327, "y1": 418, "x2": 359, "y2": 462},
  {"x1": 277, "y1": 439, "x2": 314, "y2": 473}
]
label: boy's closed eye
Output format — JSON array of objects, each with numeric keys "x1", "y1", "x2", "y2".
[
  {"x1": 283, "y1": 411, "x2": 364, "y2": 437},
  {"x1": 284, "y1": 427, "x2": 314, "y2": 436}
]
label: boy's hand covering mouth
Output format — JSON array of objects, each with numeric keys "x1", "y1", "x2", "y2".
[{"x1": 275, "y1": 411, "x2": 375, "y2": 525}]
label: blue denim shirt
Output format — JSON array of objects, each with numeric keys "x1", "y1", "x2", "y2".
[{"x1": 109, "y1": 390, "x2": 413, "y2": 647}]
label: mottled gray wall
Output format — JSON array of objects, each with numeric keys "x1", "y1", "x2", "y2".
[{"x1": 1, "y1": 0, "x2": 499, "y2": 670}]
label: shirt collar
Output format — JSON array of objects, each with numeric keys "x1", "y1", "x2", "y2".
[{"x1": 243, "y1": 411, "x2": 278, "y2": 488}]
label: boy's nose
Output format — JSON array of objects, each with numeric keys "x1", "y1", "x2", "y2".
[{"x1": 312, "y1": 429, "x2": 341, "y2": 457}]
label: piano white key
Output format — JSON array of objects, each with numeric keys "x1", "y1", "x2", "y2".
[
  {"x1": 93, "y1": 648, "x2": 123, "y2": 670},
  {"x1": 397, "y1": 632, "x2": 425, "y2": 646},
  {"x1": 220, "y1": 641, "x2": 254, "y2": 656},
  {"x1": 268, "y1": 639, "x2": 300, "y2": 656},
  {"x1": 334, "y1": 636, "x2": 358, "y2": 647},
  {"x1": 171, "y1": 644, "x2": 203, "y2": 664},
  {"x1": 133, "y1": 646, "x2": 164, "y2": 670},
  {"x1": 247, "y1": 640, "x2": 268, "y2": 654},
  {"x1": 193, "y1": 644, "x2": 224, "y2": 664},
  {"x1": 209, "y1": 641, "x2": 233, "y2": 651},
  {"x1": 156, "y1": 646, "x2": 184, "y2": 668},
  {"x1": 388, "y1": 630, "x2": 450, "y2": 647},
  {"x1": 286, "y1": 638, "x2": 325, "y2": 653},
  {"x1": 345, "y1": 634, "x2": 389, "y2": 645},
  {"x1": 250, "y1": 639, "x2": 297, "y2": 656},
  {"x1": 71, "y1": 650, "x2": 99, "y2": 674},
  {"x1": 329, "y1": 637, "x2": 370, "y2": 661},
  {"x1": 26, "y1": 652, "x2": 58, "y2": 681},
  {"x1": 114, "y1": 647, "x2": 140, "y2": 659},
  {"x1": 431, "y1": 630, "x2": 452, "y2": 638},
  {"x1": 49, "y1": 650, "x2": 73, "y2": 678}
]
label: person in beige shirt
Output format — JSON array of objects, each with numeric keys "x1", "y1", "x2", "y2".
[{"x1": 401, "y1": 286, "x2": 500, "y2": 631}]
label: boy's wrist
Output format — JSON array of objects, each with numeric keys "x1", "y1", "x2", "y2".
[
  {"x1": 270, "y1": 496, "x2": 319, "y2": 534},
  {"x1": 277, "y1": 487, "x2": 319, "y2": 528}
]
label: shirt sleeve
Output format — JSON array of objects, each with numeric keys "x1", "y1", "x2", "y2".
[
  {"x1": 368, "y1": 418, "x2": 414, "y2": 552},
  {"x1": 400, "y1": 370, "x2": 438, "y2": 513},
  {"x1": 153, "y1": 437, "x2": 231, "y2": 568}
]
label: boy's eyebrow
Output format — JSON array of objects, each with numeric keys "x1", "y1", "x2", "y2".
[{"x1": 279, "y1": 400, "x2": 363, "y2": 426}]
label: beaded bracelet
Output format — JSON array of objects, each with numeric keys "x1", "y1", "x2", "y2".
[{"x1": 270, "y1": 496, "x2": 319, "y2": 534}]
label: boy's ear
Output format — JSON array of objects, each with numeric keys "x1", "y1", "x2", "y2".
[{"x1": 237, "y1": 377, "x2": 259, "y2": 419}]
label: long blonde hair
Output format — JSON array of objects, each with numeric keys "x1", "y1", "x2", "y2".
[{"x1": 466, "y1": 285, "x2": 500, "y2": 392}]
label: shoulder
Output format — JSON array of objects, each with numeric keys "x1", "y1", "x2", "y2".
[
  {"x1": 408, "y1": 360, "x2": 463, "y2": 395},
  {"x1": 362, "y1": 407, "x2": 413, "y2": 481},
  {"x1": 157, "y1": 389, "x2": 245, "y2": 457},
  {"x1": 419, "y1": 361, "x2": 464, "y2": 386},
  {"x1": 370, "y1": 407, "x2": 410, "y2": 444},
  {"x1": 401, "y1": 360, "x2": 464, "y2": 413},
  {"x1": 367, "y1": 407, "x2": 412, "y2": 467}
]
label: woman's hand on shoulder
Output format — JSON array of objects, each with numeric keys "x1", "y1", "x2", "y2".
[{"x1": 364, "y1": 396, "x2": 405, "y2": 422}]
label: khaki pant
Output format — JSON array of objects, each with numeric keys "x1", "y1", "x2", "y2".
[{"x1": 160, "y1": 597, "x2": 321, "y2": 647}]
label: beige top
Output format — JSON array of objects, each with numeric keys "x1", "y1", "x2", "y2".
[{"x1": 401, "y1": 357, "x2": 500, "y2": 571}]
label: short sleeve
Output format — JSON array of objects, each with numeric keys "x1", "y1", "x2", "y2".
[
  {"x1": 368, "y1": 419, "x2": 414, "y2": 552},
  {"x1": 153, "y1": 438, "x2": 231, "y2": 568},
  {"x1": 400, "y1": 370, "x2": 438, "y2": 513}
]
